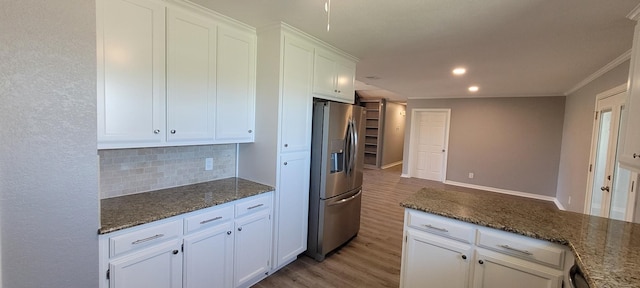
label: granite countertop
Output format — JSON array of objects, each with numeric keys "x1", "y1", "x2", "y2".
[
  {"x1": 99, "y1": 177, "x2": 274, "y2": 234},
  {"x1": 400, "y1": 187, "x2": 640, "y2": 288}
]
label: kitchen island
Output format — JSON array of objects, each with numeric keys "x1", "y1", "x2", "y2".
[{"x1": 400, "y1": 187, "x2": 640, "y2": 288}]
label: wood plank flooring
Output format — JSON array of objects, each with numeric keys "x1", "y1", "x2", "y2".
[
  {"x1": 254, "y1": 165, "x2": 555, "y2": 288},
  {"x1": 253, "y1": 165, "x2": 438, "y2": 288}
]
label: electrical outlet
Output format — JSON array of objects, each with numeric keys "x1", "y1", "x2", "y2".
[
  {"x1": 568, "y1": 196, "x2": 572, "y2": 205},
  {"x1": 205, "y1": 158, "x2": 213, "y2": 171},
  {"x1": 468, "y1": 172, "x2": 474, "y2": 179}
]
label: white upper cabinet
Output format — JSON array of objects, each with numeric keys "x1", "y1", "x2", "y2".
[
  {"x1": 312, "y1": 48, "x2": 356, "y2": 104},
  {"x1": 620, "y1": 20, "x2": 640, "y2": 172},
  {"x1": 97, "y1": 0, "x2": 256, "y2": 149},
  {"x1": 215, "y1": 26, "x2": 256, "y2": 143},
  {"x1": 166, "y1": 7, "x2": 216, "y2": 143},
  {"x1": 97, "y1": 0, "x2": 166, "y2": 147}
]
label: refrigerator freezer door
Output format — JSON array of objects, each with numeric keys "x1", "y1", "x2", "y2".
[{"x1": 314, "y1": 188, "x2": 362, "y2": 261}]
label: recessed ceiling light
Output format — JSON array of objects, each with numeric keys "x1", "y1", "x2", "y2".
[
  {"x1": 468, "y1": 86, "x2": 479, "y2": 92},
  {"x1": 452, "y1": 68, "x2": 466, "y2": 75}
]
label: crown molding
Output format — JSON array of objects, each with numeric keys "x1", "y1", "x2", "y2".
[
  {"x1": 564, "y1": 49, "x2": 631, "y2": 96},
  {"x1": 628, "y1": 3, "x2": 640, "y2": 21}
]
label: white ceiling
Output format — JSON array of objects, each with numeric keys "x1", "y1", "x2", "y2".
[{"x1": 192, "y1": 0, "x2": 640, "y2": 101}]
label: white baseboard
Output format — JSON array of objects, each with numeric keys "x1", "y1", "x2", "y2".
[
  {"x1": 381, "y1": 161, "x2": 403, "y2": 169},
  {"x1": 444, "y1": 180, "x2": 563, "y2": 210},
  {"x1": 401, "y1": 173, "x2": 411, "y2": 178}
]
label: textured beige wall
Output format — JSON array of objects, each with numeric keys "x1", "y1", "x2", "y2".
[
  {"x1": 99, "y1": 144, "x2": 236, "y2": 198},
  {"x1": 556, "y1": 60, "x2": 630, "y2": 212},
  {"x1": 0, "y1": 0, "x2": 99, "y2": 286},
  {"x1": 381, "y1": 102, "x2": 406, "y2": 167},
  {"x1": 403, "y1": 97, "x2": 565, "y2": 197}
]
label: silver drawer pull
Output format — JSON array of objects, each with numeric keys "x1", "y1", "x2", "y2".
[
  {"x1": 497, "y1": 244, "x2": 533, "y2": 255},
  {"x1": 247, "y1": 204, "x2": 264, "y2": 210},
  {"x1": 200, "y1": 216, "x2": 223, "y2": 225},
  {"x1": 422, "y1": 224, "x2": 449, "y2": 233},
  {"x1": 131, "y1": 234, "x2": 164, "y2": 245}
]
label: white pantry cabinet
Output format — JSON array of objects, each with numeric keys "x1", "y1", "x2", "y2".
[
  {"x1": 312, "y1": 48, "x2": 356, "y2": 104},
  {"x1": 97, "y1": 0, "x2": 256, "y2": 149},
  {"x1": 620, "y1": 15, "x2": 640, "y2": 172},
  {"x1": 100, "y1": 192, "x2": 273, "y2": 288},
  {"x1": 97, "y1": 0, "x2": 166, "y2": 147},
  {"x1": 400, "y1": 209, "x2": 572, "y2": 288},
  {"x1": 275, "y1": 152, "x2": 311, "y2": 266}
]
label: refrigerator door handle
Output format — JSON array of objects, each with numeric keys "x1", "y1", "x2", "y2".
[
  {"x1": 327, "y1": 189, "x2": 362, "y2": 207},
  {"x1": 345, "y1": 119, "x2": 353, "y2": 176},
  {"x1": 349, "y1": 119, "x2": 357, "y2": 174}
]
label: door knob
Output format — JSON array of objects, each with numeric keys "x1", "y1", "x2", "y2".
[
  {"x1": 442, "y1": 149, "x2": 446, "y2": 152},
  {"x1": 601, "y1": 186, "x2": 610, "y2": 192}
]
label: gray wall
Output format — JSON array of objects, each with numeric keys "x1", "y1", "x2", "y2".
[
  {"x1": 381, "y1": 102, "x2": 406, "y2": 167},
  {"x1": 403, "y1": 97, "x2": 566, "y2": 197},
  {"x1": 0, "y1": 1, "x2": 99, "y2": 287},
  {"x1": 556, "y1": 60, "x2": 630, "y2": 212}
]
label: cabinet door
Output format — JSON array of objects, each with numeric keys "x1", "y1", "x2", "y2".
[
  {"x1": 183, "y1": 221, "x2": 234, "y2": 288},
  {"x1": 312, "y1": 50, "x2": 337, "y2": 97},
  {"x1": 280, "y1": 35, "x2": 314, "y2": 152},
  {"x1": 109, "y1": 240, "x2": 182, "y2": 288},
  {"x1": 275, "y1": 151, "x2": 311, "y2": 268},
  {"x1": 400, "y1": 229, "x2": 471, "y2": 288},
  {"x1": 234, "y1": 209, "x2": 272, "y2": 288},
  {"x1": 215, "y1": 26, "x2": 256, "y2": 143},
  {"x1": 335, "y1": 61, "x2": 356, "y2": 103},
  {"x1": 472, "y1": 249, "x2": 563, "y2": 288},
  {"x1": 166, "y1": 8, "x2": 216, "y2": 143},
  {"x1": 621, "y1": 22, "x2": 640, "y2": 171},
  {"x1": 97, "y1": 0, "x2": 166, "y2": 148}
]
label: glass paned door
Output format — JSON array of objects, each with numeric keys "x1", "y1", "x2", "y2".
[{"x1": 587, "y1": 91, "x2": 637, "y2": 221}]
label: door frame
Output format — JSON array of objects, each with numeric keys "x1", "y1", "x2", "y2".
[
  {"x1": 408, "y1": 108, "x2": 451, "y2": 182},
  {"x1": 583, "y1": 84, "x2": 632, "y2": 218}
]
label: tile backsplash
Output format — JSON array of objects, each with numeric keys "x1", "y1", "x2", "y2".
[{"x1": 99, "y1": 144, "x2": 236, "y2": 199}]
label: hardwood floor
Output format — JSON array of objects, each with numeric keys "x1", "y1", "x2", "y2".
[{"x1": 254, "y1": 165, "x2": 445, "y2": 288}]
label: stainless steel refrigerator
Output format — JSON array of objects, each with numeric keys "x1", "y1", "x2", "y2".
[{"x1": 307, "y1": 100, "x2": 365, "y2": 261}]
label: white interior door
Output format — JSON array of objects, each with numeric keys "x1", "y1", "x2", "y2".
[
  {"x1": 410, "y1": 109, "x2": 450, "y2": 182},
  {"x1": 586, "y1": 89, "x2": 638, "y2": 221}
]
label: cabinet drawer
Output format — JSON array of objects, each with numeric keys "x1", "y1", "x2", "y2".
[
  {"x1": 109, "y1": 220, "x2": 182, "y2": 258},
  {"x1": 477, "y1": 228, "x2": 565, "y2": 269},
  {"x1": 235, "y1": 193, "x2": 272, "y2": 218},
  {"x1": 184, "y1": 204, "x2": 234, "y2": 234},
  {"x1": 406, "y1": 210, "x2": 475, "y2": 244}
]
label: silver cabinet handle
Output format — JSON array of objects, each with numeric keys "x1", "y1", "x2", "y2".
[
  {"x1": 226, "y1": 231, "x2": 232, "y2": 235},
  {"x1": 153, "y1": 129, "x2": 160, "y2": 134},
  {"x1": 248, "y1": 130, "x2": 252, "y2": 133},
  {"x1": 497, "y1": 244, "x2": 533, "y2": 255},
  {"x1": 200, "y1": 216, "x2": 222, "y2": 225},
  {"x1": 422, "y1": 224, "x2": 449, "y2": 233},
  {"x1": 238, "y1": 227, "x2": 242, "y2": 231},
  {"x1": 284, "y1": 162, "x2": 288, "y2": 165},
  {"x1": 247, "y1": 204, "x2": 264, "y2": 210},
  {"x1": 170, "y1": 130, "x2": 176, "y2": 134},
  {"x1": 600, "y1": 186, "x2": 610, "y2": 192},
  {"x1": 284, "y1": 144, "x2": 288, "y2": 147},
  {"x1": 634, "y1": 153, "x2": 638, "y2": 159},
  {"x1": 131, "y1": 234, "x2": 164, "y2": 245}
]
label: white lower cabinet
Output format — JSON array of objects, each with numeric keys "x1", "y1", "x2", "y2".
[
  {"x1": 234, "y1": 209, "x2": 272, "y2": 288},
  {"x1": 400, "y1": 209, "x2": 572, "y2": 288},
  {"x1": 101, "y1": 192, "x2": 273, "y2": 288},
  {"x1": 183, "y1": 221, "x2": 233, "y2": 288},
  {"x1": 472, "y1": 248, "x2": 563, "y2": 288},
  {"x1": 402, "y1": 229, "x2": 471, "y2": 288},
  {"x1": 109, "y1": 239, "x2": 183, "y2": 288}
]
